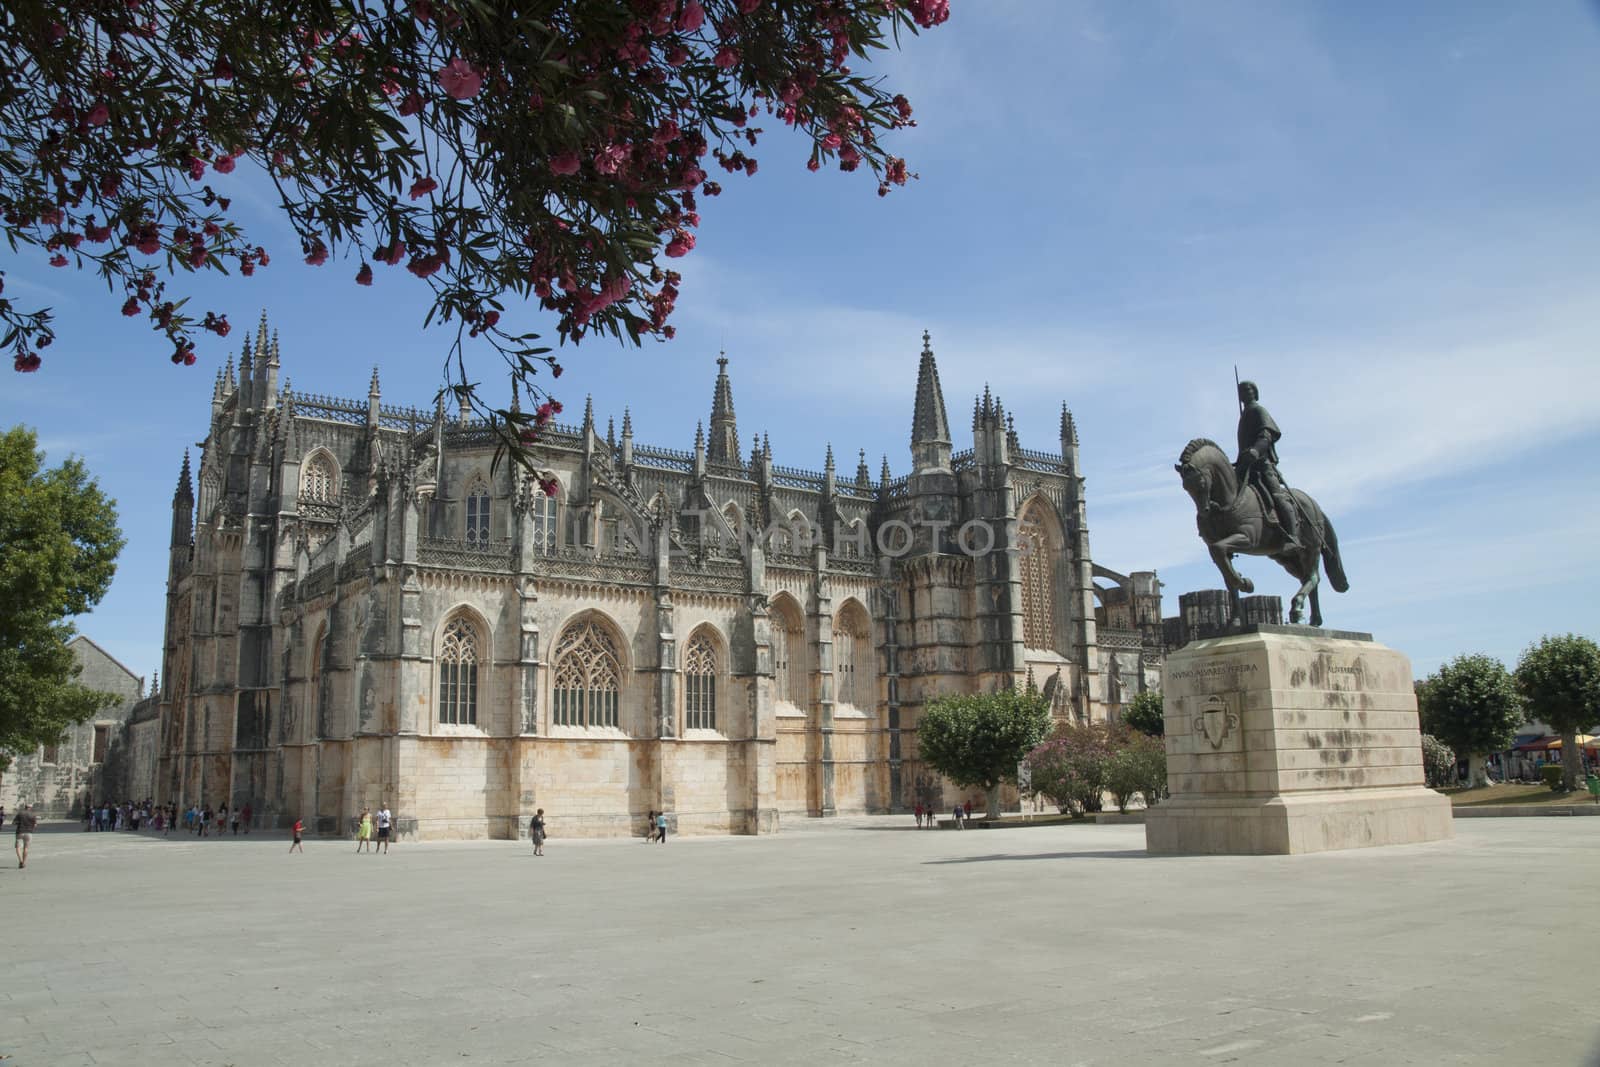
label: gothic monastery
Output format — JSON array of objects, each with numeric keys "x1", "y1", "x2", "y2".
[{"x1": 153, "y1": 317, "x2": 1164, "y2": 838}]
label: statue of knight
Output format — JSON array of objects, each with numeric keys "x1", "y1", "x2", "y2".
[{"x1": 1233, "y1": 380, "x2": 1301, "y2": 552}]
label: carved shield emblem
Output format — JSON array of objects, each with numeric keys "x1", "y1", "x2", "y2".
[{"x1": 1194, "y1": 694, "x2": 1239, "y2": 750}]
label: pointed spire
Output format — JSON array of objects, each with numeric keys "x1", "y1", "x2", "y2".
[
  {"x1": 369, "y1": 366, "x2": 382, "y2": 398},
  {"x1": 694, "y1": 420, "x2": 705, "y2": 450},
  {"x1": 268, "y1": 329, "x2": 281, "y2": 366},
  {"x1": 762, "y1": 432, "x2": 772, "y2": 460},
  {"x1": 151, "y1": 667, "x2": 159, "y2": 697},
  {"x1": 1006, "y1": 411, "x2": 1019, "y2": 452},
  {"x1": 856, "y1": 448, "x2": 871, "y2": 487},
  {"x1": 972, "y1": 393, "x2": 982, "y2": 431},
  {"x1": 175, "y1": 450, "x2": 194, "y2": 501},
  {"x1": 621, "y1": 408, "x2": 633, "y2": 437},
  {"x1": 582, "y1": 395, "x2": 594, "y2": 432},
  {"x1": 213, "y1": 367, "x2": 225, "y2": 402},
  {"x1": 606, "y1": 416, "x2": 615, "y2": 450},
  {"x1": 239, "y1": 332, "x2": 254, "y2": 375},
  {"x1": 255, "y1": 311, "x2": 270, "y2": 356},
  {"x1": 708, "y1": 353, "x2": 739, "y2": 464},
  {"x1": 880, "y1": 454, "x2": 892, "y2": 486},
  {"x1": 982, "y1": 383, "x2": 992, "y2": 418},
  {"x1": 911, "y1": 330, "x2": 952, "y2": 471},
  {"x1": 224, "y1": 352, "x2": 236, "y2": 391},
  {"x1": 824, "y1": 443, "x2": 835, "y2": 473},
  {"x1": 1060, "y1": 403, "x2": 1078, "y2": 445}
]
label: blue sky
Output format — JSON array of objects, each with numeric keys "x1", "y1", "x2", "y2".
[{"x1": 4, "y1": 0, "x2": 1597, "y2": 683}]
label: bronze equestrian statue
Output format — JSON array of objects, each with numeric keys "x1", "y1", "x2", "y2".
[{"x1": 1175, "y1": 381, "x2": 1348, "y2": 628}]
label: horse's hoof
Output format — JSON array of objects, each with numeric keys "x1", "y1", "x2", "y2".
[{"x1": 1238, "y1": 578, "x2": 1255, "y2": 594}]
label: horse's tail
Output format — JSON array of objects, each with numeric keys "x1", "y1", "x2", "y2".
[{"x1": 1320, "y1": 514, "x2": 1350, "y2": 593}]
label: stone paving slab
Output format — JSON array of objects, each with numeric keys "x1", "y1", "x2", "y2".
[{"x1": 3, "y1": 818, "x2": 1599, "y2": 1065}]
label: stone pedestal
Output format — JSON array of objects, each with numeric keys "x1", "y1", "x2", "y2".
[{"x1": 1144, "y1": 626, "x2": 1453, "y2": 855}]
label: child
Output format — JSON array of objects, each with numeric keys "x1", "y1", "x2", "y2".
[{"x1": 290, "y1": 817, "x2": 304, "y2": 853}]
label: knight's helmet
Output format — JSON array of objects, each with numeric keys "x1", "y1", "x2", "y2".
[{"x1": 1237, "y1": 380, "x2": 1260, "y2": 403}]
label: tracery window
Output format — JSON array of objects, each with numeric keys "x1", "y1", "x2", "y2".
[
  {"x1": 199, "y1": 471, "x2": 220, "y2": 521},
  {"x1": 1018, "y1": 506, "x2": 1055, "y2": 651},
  {"x1": 531, "y1": 489, "x2": 557, "y2": 554},
  {"x1": 684, "y1": 632, "x2": 718, "y2": 730},
  {"x1": 466, "y1": 479, "x2": 491, "y2": 545},
  {"x1": 833, "y1": 601, "x2": 872, "y2": 709},
  {"x1": 437, "y1": 615, "x2": 480, "y2": 725},
  {"x1": 770, "y1": 597, "x2": 806, "y2": 708},
  {"x1": 552, "y1": 618, "x2": 621, "y2": 728},
  {"x1": 300, "y1": 452, "x2": 338, "y2": 503}
]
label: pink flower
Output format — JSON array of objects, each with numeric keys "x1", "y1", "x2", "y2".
[
  {"x1": 84, "y1": 220, "x2": 112, "y2": 242},
  {"x1": 713, "y1": 46, "x2": 738, "y2": 70},
  {"x1": 135, "y1": 229, "x2": 161, "y2": 255},
  {"x1": 654, "y1": 119, "x2": 680, "y2": 145},
  {"x1": 86, "y1": 102, "x2": 109, "y2": 126},
  {"x1": 49, "y1": 253, "x2": 68, "y2": 267},
  {"x1": 304, "y1": 241, "x2": 328, "y2": 266},
  {"x1": 377, "y1": 241, "x2": 405, "y2": 265},
  {"x1": 665, "y1": 44, "x2": 689, "y2": 67},
  {"x1": 664, "y1": 230, "x2": 695, "y2": 257},
  {"x1": 677, "y1": 1, "x2": 705, "y2": 31},
  {"x1": 214, "y1": 154, "x2": 236, "y2": 174},
  {"x1": 549, "y1": 151, "x2": 580, "y2": 175},
  {"x1": 40, "y1": 208, "x2": 63, "y2": 226},
  {"x1": 409, "y1": 176, "x2": 438, "y2": 199},
  {"x1": 821, "y1": 133, "x2": 842, "y2": 150},
  {"x1": 15, "y1": 352, "x2": 42, "y2": 372},
  {"x1": 188, "y1": 156, "x2": 206, "y2": 180},
  {"x1": 355, "y1": 263, "x2": 373, "y2": 286},
  {"x1": 398, "y1": 92, "x2": 424, "y2": 116},
  {"x1": 594, "y1": 144, "x2": 628, "y2": 176},
  {"x1": 436, "y1": 58, "x2": 483, "y2": 100},
  {"x1": 744, "y1": 158, "x2": 757, "y2": 176}
]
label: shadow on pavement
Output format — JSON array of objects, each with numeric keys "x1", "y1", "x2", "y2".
[{"x1": 924, "y1": 849, "x2": 1153, "y2": 864}]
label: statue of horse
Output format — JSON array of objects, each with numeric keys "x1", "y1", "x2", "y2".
[{"x1": 1175, "y1": 438, "x2": 1348, "y2": 627}]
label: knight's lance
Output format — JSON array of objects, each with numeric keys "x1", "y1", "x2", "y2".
[{"x1": 1234, "y1": 365, "x2": 1243, "y2": 415}]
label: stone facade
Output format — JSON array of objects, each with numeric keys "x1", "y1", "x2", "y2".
[
  {"x1": 151, "y1": 317, "x2": 1165, "y2": 838},
  {"x1": 0, "y1": 637, "x2": 147, "y2": 817}
]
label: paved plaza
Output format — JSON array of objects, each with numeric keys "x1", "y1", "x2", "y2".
[{"x1": 3, "y1": 816, "x2": 1597, "y2": 1066}]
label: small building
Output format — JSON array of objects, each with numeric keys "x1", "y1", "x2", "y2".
[{"x1": 0, "y1": 637, "x2": 148, "y2": 818}]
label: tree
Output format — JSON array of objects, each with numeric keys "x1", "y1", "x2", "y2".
[
  {"x1": 916, "y1": 688, "x2": 1052, "y2": 820},
  {"x1": 1122, "y1": 689, "x2": 1164, "y2": 737},
  {"x1": 1515, "y1": 634, "x2": 1600, "y2": 793},
  {"x1": 1417, "y1": 655, "x2": 1523, "y2": 789},
  {"x1": 1419, "y1": 733, "x2": 1456, "y2": 790},
  {"x1": 1, "y1": 0, "x2": 946, "y2": 458},
  {"x1": 0, "y1": 426, "x2": 124, "y2": 767}
]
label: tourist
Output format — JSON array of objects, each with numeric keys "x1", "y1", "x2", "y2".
[
  {"x1": 241, "y1": 802, "x2": 252, "y2": 834},
  {"x1": 655, "y1": 810, "x2": 668, "y2": 844},
  {"x1": 356, "y1": 808, "x2": 372, "y2": 853},
  {"x1": 216, "y1": 804, "x2": 229, "y2": 837},
  {"x1": 529, "y1": 809, "x2": 546, "y2": 857},
  {"x1": 375, "y1": 803, "x2": 392, "y2": 854},
  {"x1": 290, "y1": 817, "x2": 304, "y2": 853},
  {"x1": 914, "y1": 802, "x2": 924, "y2": 828},
  {"x1": 14, "y1": 804, "x2": 38, "y2": 868},
  {"x1": 953, "y1": 803, "x2": 964, "y2": 829},
  {"x1": 199, "y1": 806, "x2": 211, "y2": 837},
  {"x1": 230, "y1": 807, "x2": 240, "y2": 835},
  {"x1": 644, "y1": 810, "x2": 657, "y2": 842}
]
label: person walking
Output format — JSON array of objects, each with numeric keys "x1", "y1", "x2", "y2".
[
  {"x1": 953, "y1": 803, "x2": 964, "y2": 830},
  {"x1": 529, "y1": 809, "x2": 546, "y2": 857},
  {"x1": 241, "y1": 803, "x2": 253, "y2": 834},
  {"x1": 644, "y1": 810, "x2": 657, "y2": 843},
  {"x1": 229, "y1": 807, "x2": 240, "y2": 835},
  {"x1": 355, "y1": 808, "x2": 372, "y2": 853},
  {"x1": 914, "y1": 802, "x2": 924, "y2": 829},
  {"x1": 290, "y1": 817, "x2": 305, "y2": 853},
  {"x1": 14, "y1": 804, "x2": 38, "y2": 868},
  {"x1": 655, "y1": 810, "x2": 668, "y2": 844},
  {"x1": 375, "y1": 803, "x2": 392, "y2": 854}
]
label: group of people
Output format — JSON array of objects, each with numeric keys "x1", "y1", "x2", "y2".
[
  {"x1": 81, "y1": 799, "x2": 173, "y2": 833},
  {"x1": 642, "y1": 810, "x2": 668, "y2": 844},
  {"x1": 912, "y1": 802, "x2": 977, "y2": 829},
  {"x1": 178, "y1": 801, "x2": 255, "y2": 837},
  {"x1": 352, "y1": 805, "x2": 393, "y2": 853}
]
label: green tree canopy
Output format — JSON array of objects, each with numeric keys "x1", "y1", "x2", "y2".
[
  {"x1": 916, "y1": 688, "x2": 1051, "y2": 818},
  {"x1": 0, "y1": 425, "x2": 124, "y2": 766},
  {"x1": 1515, "y1": 634, "x2": 1600, "y2": 792},
  {"x1": 1, "y1": 0, "x2": 945, "y2": 462},
  {"x1": 1122, "y1": 689, "x2": 1164, "y2": 737},
  {"x1": 1417, "y1": 654, "x2": 1523, "y2": 788}
]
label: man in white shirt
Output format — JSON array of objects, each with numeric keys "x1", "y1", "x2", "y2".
[{"x1": 376, "y1": 804, "x2": 392, "y2": 853}]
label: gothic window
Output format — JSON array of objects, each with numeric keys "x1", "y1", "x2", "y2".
[
  {"x1": 465, "y1": 479, "x2": 491, "y2": 545},
  {"x1": 199, "y1": 471, "x2": 220, "y2": 521},
  {"x1": 1018, "y1": 503, "x2": 1056, "y2": 652},
  {"x1": 552, "y1": 617, "x2": 621, "y2": 728},
  {"x1": 531, "y1": 489, "x2": 557, "y2": 554},
  {"x1": 300, "y1": 452, "x2": 338, "y2": 503},
  {"x1": 437, "y1": 614, "x2": 480, "y2": 725},
  {"x1": 41, "y1": 742, "x2": 59, "y2": 764},
  {"x1": 93, "y1": 725, "x2": 109, "y2": 763},
  {"x1": 838, "y1": 519, "x2": 866, "y2": 558},
  {"x1": 684, "y1": 631, "x2": 718, "y2": 730},
  {"x1": 833, "y1": 600, "x2": 872, "y2": 709},
  {"x1": 770, "y1": 596, "x2": 806, "y2": 708}
]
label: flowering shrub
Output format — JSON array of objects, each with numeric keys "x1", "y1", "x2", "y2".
[
  {"x1": 1026, "y1": 722, "x2": 1167, "y2": 815},
  {"x1": 1419, "y1": 733, "x2": 1456, "y2": 789},
  {"x1": 0, "y1": 0, "x2": 944, "y2": 446},
  {"x1": 1105, "y1": 732, "x2": 1166, "y2": 812}
]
